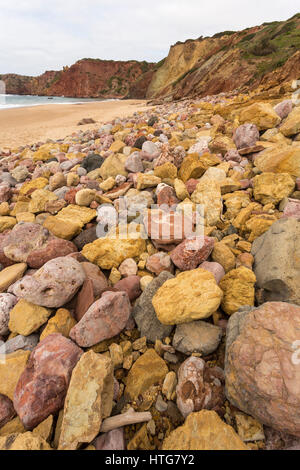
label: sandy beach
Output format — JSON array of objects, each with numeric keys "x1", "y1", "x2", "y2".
[{"x1": 0, "y1": 99, "x2": 150, "y2": 150}]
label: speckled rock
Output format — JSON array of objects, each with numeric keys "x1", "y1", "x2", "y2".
[
  {"x1": 0, "y1": 293, "x2": 18, "y2": 335},
  {"x1": 170, "y1": 237, "x2": 214, "y2": 271},
  {"x1": 176, "y1": 357, "x2": 224, "y2": 418},
  {"x1": 13, "y1": 257, "x2": 85, "y2": 308}
]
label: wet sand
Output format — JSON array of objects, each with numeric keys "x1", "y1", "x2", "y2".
[{"x1": 0, "y1": 99, "x2": 150, "y2": 149}]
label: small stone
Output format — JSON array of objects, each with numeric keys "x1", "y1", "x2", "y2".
[
  {"x1": 0, "y1": 293, "x2": 18, "y2": 335},
  {"x1": 234, "y1": 412, "x2": 265, "y2": 442},
  {"x1": 0, "y1": 394, "x2": 16, "y2": 428},
  {"x1": 0, "y1": 334, "x2": 39, "y2": 355},
  {"x1": 198, "y1": 261, "x2": 225, "y2": 284},
  {"x1": 109, "y1": 343, "x2": 123, "y2": 369},
  {"x1": 132, "y1": 272, "x2": 174, "y2": 342},
  {"x1": 170, "y1": 236, "x2": 214, "y2": 271},
  {"x1": 94, "y1": 428, "x2": 125, "y2": 450},
  {"x1": 75, "y1": 189, "x2": 96, "y2": 207},
  {"x1": 9, "y1": 299, "x2": 52, "y2": 336},
  {"x1": 136, "y1": 174, "x2": 161, "y2": 190},
  {"x1": 146, "y1": 252, "x2": 172, "y2": 275},
  {"x1": 173, "y1": 320, "x2": 222, "y2": 355},
  {"x1": 40, "y1": 309, "x2": 77, "y2": 341},
  {"x1": 81, "y1": 262, "x2": 109, "y2": 297},
  {"x1": 219, "y1": 266, "x2": 256, "y2": 315},
  {"x1": 125, "y1": 349, "x2": 168, "y2": 401},
  {"x1": 0, "y1": 432, "x2": 51, "y2": 450},
  {"x1": 0, "y1": 263, "x2": 27, "y2": 293},
  {"x1": 140, "y1": 275, "x2": 154, "y2": 291},
  {"x1": 0, "y1": 350, "x2": 30, "y2": 400},
  {"x1": 212, "y1": 242, "x2": 236, "y2": 273},
  {"x1": 162, "y1": 372, "x2": 177, "y2": 400},
  {"x1": 155, "y1": 394, "x2": 168, "y2": 412},
  {"x1": 114, "y1": 275, "x2": 141, "y2": 301},
  {"x1": 119, "y1": 258, "x2": 138, "y2": 277}
]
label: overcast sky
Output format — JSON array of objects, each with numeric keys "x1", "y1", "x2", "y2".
[{"x1": 0, "y1": 0, "x2": 299, "y2": 76}]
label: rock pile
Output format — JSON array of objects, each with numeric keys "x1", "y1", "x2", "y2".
[{"x1": 0, "y1": 86, "x2": 300, "y2": 450}]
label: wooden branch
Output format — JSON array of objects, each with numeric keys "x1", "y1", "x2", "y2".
[{"x1": 100, "y1": 407, "x2": 152, "y2": 433}]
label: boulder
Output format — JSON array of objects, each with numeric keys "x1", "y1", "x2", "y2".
[
  {"x1": 239, "y1": 103, "x2": 281, "y2": 130},
  {"x1": 251, "y1": 218, "x2": 300, "y2": 305},
  {"x1": 233, "y1": 123, "x2": 259, "y2": 150},
  {"x1": 58, "y1": 351, "x2": 114, "y2": 450},
  {"x1": 70, "y1": 291, "x2": 131, "y2": 347},
  {"x1": 225, "y1": 302, "x2": 300, "y2": 436},
  {"x1": 152, "y1": 269, "x2": 223, "y2": 325},
  {"x1": 13, "y1": 257, "x2": 85, "y2": 308},
  {"x1": 162, "y1": 410, "x2": 247, "y2": 450},
  {"x1": 253, "y1": 172, "x2": 295, "y2": 205}
]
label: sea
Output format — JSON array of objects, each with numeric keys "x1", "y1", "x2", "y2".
[{"x1": 0, "y1": 94, "x2": 112, "y2": 110}]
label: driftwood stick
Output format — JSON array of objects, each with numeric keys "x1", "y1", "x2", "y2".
[{"x1": 100, "y1": 407, "x2": 152, "y2": 433}]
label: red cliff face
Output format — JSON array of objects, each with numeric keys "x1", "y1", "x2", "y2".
[{"x1": 0, "y1": 59, "x2": 155, "y2": 99}]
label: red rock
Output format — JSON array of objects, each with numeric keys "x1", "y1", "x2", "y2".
[
  {"x1": 198, "y1": 261, "x2": 225, "y2": 284},
  {"x1": 94, "y1": 429, "x2": 125, "y2": 450},
  {"x1": 114, "y1": 276, "x2": 141, "y2": 301},
  {"x1": 157, "y1": 186, "x2": 180, "y2": 208},
  {"x1": 0, "y1": 394, "x2": 16, "y2": 428},
  {"x1": 75, "y1": 279, "x2": 95, "y2": 321},
  {"x1": 70, "y1": 291, "x2": 131, "y2": 347},
  {"x1": 13, "y1": 333, "x2": 83, "y2": 430},
  {"x1": 64, "y1": 188, "x2": 79, "y2": 204},
  {"x1": 26, "y1": 237, "x2": 78, "y2": 269},
  {"x1": 146, "y1": 252, "x2": 173, "y2": 275},
  {"x1": 3, "y1": 223, "x2": 48, "y2": 264},
  {"x1": 0, "y1": 183, "x2": 11, "y2": 203},
  {"x1": 170, "y1": 237, "x2": 215, "y2": 271},
  {"x1": 80, "y1": 262, "x2": 109, "y2": 297}
]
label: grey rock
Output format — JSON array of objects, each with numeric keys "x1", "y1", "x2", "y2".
[
  {"x1": 251, "y1": 218, "x2": 300, "y2": 305},
  {"x1": 173, "y1": 320, "x2": 223, "y2": 356},
  {"x1": 0, "y1": 334, "x2": 39, "y2": 355},
  {"x1": 132, "y1": 271, "x2": 174, "y2": 342}
]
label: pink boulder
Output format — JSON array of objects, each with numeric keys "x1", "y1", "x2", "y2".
[
  {"x1": 13, "y1": 334, "x2": 83, "y2": 429},
  {"x1": 226, "y1": 302, "x2": 300, "y2": 437},
  {"x1": 275, "y1": 100, "x2": 293, "y2": 120},
  {"x1": 70, "y1": 291, "x2": 131, "y2": 347},
  {"x1": 233, "y1": 123, "x2": 259, "y2": 150}
]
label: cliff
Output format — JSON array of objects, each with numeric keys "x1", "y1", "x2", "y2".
[
  {"x1": 0, "y1": 59, "x2": 155, "y2": 99},
  {"x1": 1, "y1": 13, "x2": 299, "y2": 100},
  {"x1": 146, "y1": 13, "x2": 300, "y2": 99}
]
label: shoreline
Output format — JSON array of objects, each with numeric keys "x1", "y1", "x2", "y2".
[{"x1": 0, "y1": 99, "x2": 150, "y2": 149}]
